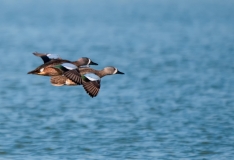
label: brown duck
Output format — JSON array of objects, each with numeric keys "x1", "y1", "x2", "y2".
[
  {"x1": 28, "y1": 53, "x2": 98, "y2": 76},
  {"x1": 50, "y1": 66, "x2": 124, "y2": 97}
]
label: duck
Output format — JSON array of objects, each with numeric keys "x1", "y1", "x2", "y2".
[
  {"x1": 50, "y1": 66, "x2": 124, "y2": 97},
  {"x1": 27, "y1": 56, "x2": 98, "y2": 76}
]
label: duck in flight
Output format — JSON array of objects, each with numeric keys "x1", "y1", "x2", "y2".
[
  {"x1": 27, "y1": 52, "x2": 98, "y2": 76},
  {"x1": 51, "y1": 66, "x2": 124, "y2": 97},
  {"x1": 28, "y1": 52, "x2": 124, "y2": 98}
]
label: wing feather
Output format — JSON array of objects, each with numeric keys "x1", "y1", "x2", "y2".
[
  {"x1": 33, "y1": 52, "x2": 60, "y2": 63},
  {"x1": 63, "y1": 69, "x2": 82, "y2": 85},
  {"x1": 82, "y1": 80, "x2": 101, "y2": 98}
]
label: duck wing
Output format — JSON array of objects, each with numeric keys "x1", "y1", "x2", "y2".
[
  {"x1": 33, "y1": 52, "x2": 61, "y2": 63},
  {"x1": 82, "y1": 73, "x2": 101, "y2": 98},
  {"x1": 28, "y1": 59, "x2": 71, "y2": 75},
  {"x1": 63, "y1": 69, "x2": 83, "y2": 85}
]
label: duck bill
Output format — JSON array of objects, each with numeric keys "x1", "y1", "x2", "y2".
[
  {"x1": 27, "y1": 70, "x2": 38, "y2": 74},
  {"x1": 90, "y1": 61, "x2": 98, "y2": 65},
  {"x1": 27, "y1": 71, "x2": 45, "y2": 75},
  {"x1": 116, "y1": 70, "x2": 124, "y2": 74}
]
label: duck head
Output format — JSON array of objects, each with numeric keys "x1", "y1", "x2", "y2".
[
  {"x1": 103, "y1": 66, "x2": 124, "y2": 75},
  {"x1": 76, "y1": 57, "x2": 98, "y2": 67}
]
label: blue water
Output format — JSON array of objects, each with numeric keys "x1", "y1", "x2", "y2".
[{"x1": 0, "y1": 0, "x2": 234, "y2": 159}]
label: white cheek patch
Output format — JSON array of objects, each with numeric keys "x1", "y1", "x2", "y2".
[
  {"x1": 61, "y1": 63, "x2": 77, "y2": 70},
  {"x1": 113, "y1": 68, "x2": 118, "y2": 74},
  {"x1": 47, "y1": 54, "x2": 60, "y2": 59},
  {"x1": 84, "y1": 73, "x2": 100, "y2": 81},
  {"x1": 40, "y1": 68, "x2": 44, "y2": 72},
  {"x1": 88, "y1": 58, "x2": 91, "y2": 65}
]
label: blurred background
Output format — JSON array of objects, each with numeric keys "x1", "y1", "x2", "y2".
[{"x1": 0, "y1": 0, "x2": 234, "y2": 159}]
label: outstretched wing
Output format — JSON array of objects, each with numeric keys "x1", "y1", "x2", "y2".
[
  {"x1": 63, "y1": 69, "x2": 83, "y2": 85},
  {"x1": 33, "y1": 52, "x2": 60, "y2": 63},
  {"x1": 82, "y1": 73, "x2": 101, "y2": 98}
]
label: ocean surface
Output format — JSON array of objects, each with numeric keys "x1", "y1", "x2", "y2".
[{"x1": 0, "y1": 0, "x2": 234, "y2": 159}]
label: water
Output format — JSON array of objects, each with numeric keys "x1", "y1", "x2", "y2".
[{"x1": 0, "y1": 0, "x2": 234, "y2": 159}]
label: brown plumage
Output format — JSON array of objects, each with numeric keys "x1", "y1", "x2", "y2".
[
  {"x1": 63, "y1": 69, "x2": 83, "y2": 85},
  {"x1": 50, "y1": 66, "x2": 124, "y2": 98},
  {"x1": 82, "y1": 80, "x2": 101, "y2": 98},
  {"x1": 28, "y1": 56, "x2": 98, "y2": 76},
  {"x1": 28, "y1": 59, "x2": 71, "y2": 76}
]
